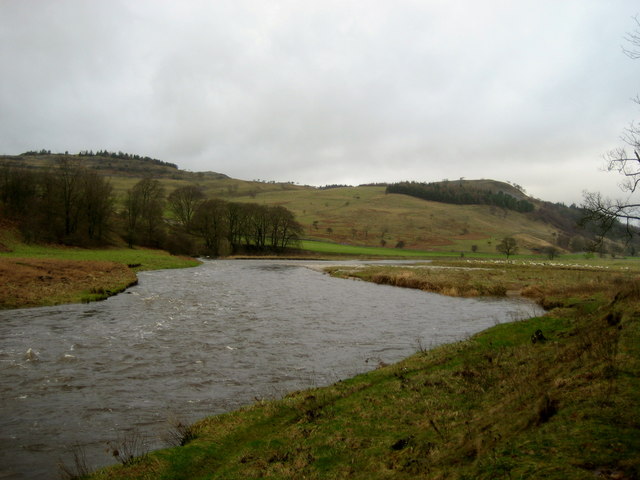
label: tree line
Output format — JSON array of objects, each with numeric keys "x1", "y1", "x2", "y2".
[
  {"x1": 0, "y1": 158, "x2": 113, "y2": 244},
  {"x1": 77, "y1": 150, "x2": 178, "y2": 169},
  {"x1": 386, "y1": 181, "x2": 535, "y2": 213},
  {"x1": 20, "y1": 149, "x2": 178, "y2": 170},
  {"x1": 0, "y1": 159, "x2": 302, "y2": 255}
]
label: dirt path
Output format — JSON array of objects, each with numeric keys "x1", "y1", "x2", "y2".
[{"x1": 0, "y1": 257, "x2": 138, "y2": 309}]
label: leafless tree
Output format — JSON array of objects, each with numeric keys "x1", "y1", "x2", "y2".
[
  {"x1": 496, "y1": 236, "x2": 518, "y2": 259},
  {"x1": 192, "y1": 198, "x2": 229, "y2": 256},
  {"x1": 583, "y1": 16, "x2": 640, "y2": 238},
  {"x1": 124, "y1": 177, "x2": 165, "y2": 248},
  {"x1": 168, "y1": 185, "x2": 204, "y2": 229}
]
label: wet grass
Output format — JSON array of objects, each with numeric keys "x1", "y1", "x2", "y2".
[
  {"x1": 299, "y1": 240, "x2": 479, "y2": 258},
  {"x1": 86, "y1": 262, "x2": 640, "y2": 479},
  {"x1": 0, "y1": 241, "x2": 200, "y2": 272},
  {"x1": 0, "y1": 232, "x2": 199, "y2": 308},
  {"x1": 326, "y1": 259, "x2": 640, "y2": 306},
  {"x1": 0, "y1": 257, "x2": 139, "y2": 309}
]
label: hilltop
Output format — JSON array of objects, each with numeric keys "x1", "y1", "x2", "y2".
[{"x1": 0, "y1": 152, "x2": 633, "y2": 256}]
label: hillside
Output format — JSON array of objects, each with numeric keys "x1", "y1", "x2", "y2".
[
  {"x1": 0, "y1": 152, "x2": 629, "y2": 255},
  {"x1": 386, "y1": 179, "x2": 535, "y2": 213}
]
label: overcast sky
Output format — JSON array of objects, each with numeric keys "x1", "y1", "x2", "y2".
[{"x1": 1, "y1": 1, "x2": 638, "y2": 204}]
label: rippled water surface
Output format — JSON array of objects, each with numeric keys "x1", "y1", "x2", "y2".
[{"x1": 0, "y1": 259, "x2": 542, "y2": 479}]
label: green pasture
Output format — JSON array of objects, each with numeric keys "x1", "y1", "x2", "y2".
[
  {"x1": 230, "y1": 185, "x2": 560, "y2": 254},
  {"x1": 298, "y1": 239, "x2": 636, "y2": 263},
  {"x1": 299, "y1": 239, "x2": 486, "y2": 258},
  {"x1": 0, "y1": 242, "x2": 199, "y2": 271}
]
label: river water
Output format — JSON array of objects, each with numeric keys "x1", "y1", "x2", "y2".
[{"x1": 0, "y1": 259, "x2": 542, "y2": 479}]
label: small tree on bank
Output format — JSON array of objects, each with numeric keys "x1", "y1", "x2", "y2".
[{"x1": 496, "y1": 236, "x2": 518, "y2": 259}]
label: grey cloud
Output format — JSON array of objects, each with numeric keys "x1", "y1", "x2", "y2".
[{"x1": 1, "y1": 0, "x2": 638, "y2": 203}]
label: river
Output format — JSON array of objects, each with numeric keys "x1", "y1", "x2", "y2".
[{"x1": 0, "y1": 259, "x2": 542, "y2": 479}]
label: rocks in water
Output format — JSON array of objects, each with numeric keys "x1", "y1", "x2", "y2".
[{"x1": 24, "y1": 348, "x2": 39, "y2": 361}]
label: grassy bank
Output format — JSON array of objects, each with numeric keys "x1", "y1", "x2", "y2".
[
  {"x1": 0, "y1": 240, "x2": 199, "y2": 308},
  {"x1": 80, "y1": 261, "x2": 640, "y2": 480},
  {"x1": 325, "y1": 259, "x2": 640, "y2": 308}
]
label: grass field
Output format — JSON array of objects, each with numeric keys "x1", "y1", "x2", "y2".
[
  {"x1": 300, "y1": 239, "x2": 546, "y2": 259},
  {"x1": 0, "y1": 243, "x2": 200, "y2": 271},
  {"x1": 299, "y1": 240, "x2": 451, "y2": 257},
  {"x1": 231, "y1": 185, "x2": 560, "y2": 254},
  {"x1": 76, "y1": 259, "x2": 640, "y2": 480},
  {"x1": 0, "y1": 229, "x2": 199, "y2": 308},
  {"x1": 325, "y1": 259, "x2": 640, "y2": 306}
]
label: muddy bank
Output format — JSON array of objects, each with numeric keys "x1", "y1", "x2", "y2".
[{"x1": 0, "y1": 258, "x2": 138, "y2": 309}]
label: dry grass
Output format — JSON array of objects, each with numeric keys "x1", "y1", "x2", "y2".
[
  {"x1": 0, "y1": 257, "x2": 138, "y2": 308},
  {"x1": 326, "y1": 260, "x2": 639, "y2": 308}
]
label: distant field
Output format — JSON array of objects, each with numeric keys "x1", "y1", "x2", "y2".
[
  {"x1": 231, "y1": 186, "x2": 560, "y2": 254},
  {"x1": 300, "y1": 240, "x2": 491, "y2": 258},
  {"x1": 299, "y1": 239, "x2": 640, "y2": 267}
]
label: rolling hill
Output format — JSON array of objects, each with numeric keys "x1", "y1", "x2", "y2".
[{"x1": 0, "y1": 152, "x2": 631, "y2": 255}]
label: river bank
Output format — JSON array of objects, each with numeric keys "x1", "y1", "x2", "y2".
[
  {"x1": 0, "y1": 257, "x2": 138, "y2": 309},
  {"x1": 2, "y1": 259, "x2": 534, "y2": 479},
  {"x1": 324, "y1": 259, "x2": 640, "y2": 308},
  {"x1": 81, "y1": 261, "x2": 640, "y2": 480},
  {"x1": 0, "y1": 247, "x2": 200, "y2": 309}
]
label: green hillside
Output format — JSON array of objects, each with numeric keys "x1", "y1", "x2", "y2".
[
  {"x1": 0, "y1": 152, "x2": 629, "y2": 255},
  {"x1": 229, "y1": 185, "x2": 559, "y2": 254}
]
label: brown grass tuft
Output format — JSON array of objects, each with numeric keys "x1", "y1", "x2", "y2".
[{"x1": 0, "y1": 258, "x2": 137, "y2": 309}]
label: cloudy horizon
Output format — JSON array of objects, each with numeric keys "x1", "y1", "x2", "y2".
[{"x1": 1, "y1": 1, "x2": 638, "y2": 204}]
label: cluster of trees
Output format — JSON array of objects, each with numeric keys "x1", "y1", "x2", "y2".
[
  {"x1": 77, "y1": 150, "x2": 178, "y2": 169},
  {"x1": 318, "y1": 184, "x2": 353, "y2": 190},
  {"x1": 386, "y1": 181, "x2": 535, "y2": 213},
  {"x1": 20, "y1": 149, "x2": 54, "y2": 156},
  {"x1": 188, "y1": 197, "x2": 303, "y2": 256},
  {"x1": 146, "y1": 184, "x2": 303, "y2": 255},
  {"x1": 0, "y1": 160, "x2": 303, "y2": 255},
  {"x1": 0, "y1": 159, "x2": 113, "y2": 245},
  {"x1": 19, "y1": 150, "x2": 179, "y2": 170}
]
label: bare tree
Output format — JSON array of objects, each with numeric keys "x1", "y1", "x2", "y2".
[
  {"x1": 583, "y1": 16, "x2": 640, "y2": 238},
  {"x1": 168, "y1": 185, "x2": 204, "y2": 229},
  {"x1": 0, "y1": 163, "x2": 38, "y2": 217},
  {"x1": 0, "y1": 160, "x2": 114, "y2": 245},
  {"x1": 191, "y1": 199, "x2": 229, "y2": 256},
  {"x1": 82, "y1": 170, "x2": 114, "y2": 243},
  {"x1": 124, "y1": 177, "x2": 165, "y2": 248},
  {"x1": 496, "y1": 236, "x2": 518, "y2": 259},
  {"x1": 53, "y1": 158, "x2": 84, "y2": 239},
  {"x1": 268, "y1": 205, "x2": 303, "y2": 250}
]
